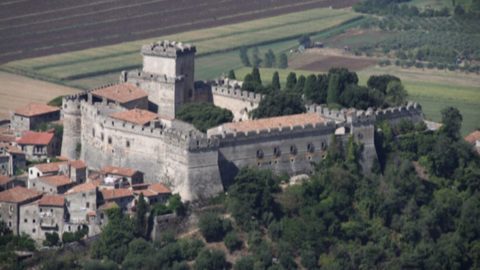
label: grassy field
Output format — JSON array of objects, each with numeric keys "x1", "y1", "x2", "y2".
[
  {"x1": 234, "y1": 66, "x2": 480, "y2": 136},
  {"x1": 1, "y1": 8, "x2": 362, "y2": 89}
]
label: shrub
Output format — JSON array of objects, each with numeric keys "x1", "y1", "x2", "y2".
[
  {"x1": 198, "y1": 212, "x2": 229, "y2": 242},
  {"x1": 224, "y1": 232, "x2": 242, "y2": 252},
  {"x1": 194, "y1": 249, "x2": 226, "y2": 270},
  {"x1": 43, "y1": 232, "x2": 60, "y2": 247}
]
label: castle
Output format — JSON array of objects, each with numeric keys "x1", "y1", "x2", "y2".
[{"x1": 61, "y1": 40, "x2": 424, "y2": 201}]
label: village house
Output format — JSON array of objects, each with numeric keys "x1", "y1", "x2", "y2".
[
  {"x1": 132, "y1": 182, "x2": 172, "y2": 204},
  {"x1": 17, "y1": 131, "x2": 58, "y2": 160},
  {"x1": 30, "y1": 175, "x2": 75, "y2": 195},
  {"x1": 0, "y1": 186, "x2": 41, "y2": 234},
  {"x1": 0, "y1": 175, "x2": 24, "y2": 191},
  {"x1": 100, "y1": 188, "x2": 134, "y2": 211},
  {"x1": 465, "y1": 130, "x2": 480, "y2": 154},
  {"x1": 10, "y1": 103, "x2": 61, "y2": 136},
  {"x1": 64, "y1": 182, "x2": 99, "y2": 225},
  {"x1": 0, "y1": 142, "x2": 26, "y2": 176},
  {"x1": 90, "y1": 83, "x2": 149, "y2": 110},
  {"x1": 101, "y1": 166, "x2": 144, "y2": 188}
]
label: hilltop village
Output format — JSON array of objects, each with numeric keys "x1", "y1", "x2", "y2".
[{"x1": 0, "y1": 40, "x2": 474, "y2": 244}]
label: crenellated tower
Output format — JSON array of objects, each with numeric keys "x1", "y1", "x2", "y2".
[{"x1": 61, "y1": 94, "x2": 87, "y2": 160}]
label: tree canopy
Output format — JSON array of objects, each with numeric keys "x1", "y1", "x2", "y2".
[{"x1": 176, "y1": 103, "x2": 234, "y2": 132}]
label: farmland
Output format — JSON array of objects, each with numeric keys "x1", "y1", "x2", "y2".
[
  {"x1": 0, "y1": 0, "x2": 358, "y2": 64},
  {"x1": 1, "y1": 7, "x2": 363, "y2": 89},
  {"x1": 0, "y1": 71, "x2": 80, "y2": 119},
  {"x1": 234, "y1": 66, "x2": 480, "y2": 136}
]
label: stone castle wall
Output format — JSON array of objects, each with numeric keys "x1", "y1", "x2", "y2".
[
  {"x1": 79, "y1": 100, "x2": 222, "y2": 201},
  {"x1": 211, "y1": 84, "x2": 263, "y2": 121}
]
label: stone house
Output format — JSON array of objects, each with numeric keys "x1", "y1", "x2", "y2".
[
  {"x1": 0, "y1": 186, "x2": 41, "y2": 234},
  {"x1": 101, "y1": 166, "x2": 144, "y2": 187},
  {"x1": 30, "y1": 175, "x2": 75, "y2": 195},
  {"x1": 0, "y1": 176, "x2": 24, "y2": 191},
  {"x1": 17, "y1": 131, "x2": 58, "y2": 160},
  {"x1": 100, "y1": 188, "x2": 134, "y2": 212},
  {"x1": 465, "y1": 130, "x2": 480, "y2": 154},
  {"x1": 28, "y1": 160, "x2": 87, "y2": 183},
  {"x1": 28, "y1": 161, "x2": 66, "y2": 180},
  {"x1": 133, "y1": 183, "x2": 171, "y2": 205},
  {"x1": 64, "y1": 182, "x2": 99, "y2": 225},
  {"x1": 0, "y1": 143, "x2": 26, "y2": 176},
  {"x1": 10, "y1": 103, "x2": 60, "y2": 136},
  {"x1": 90, "y1": 83, "x2": 148, "y2": 110}
]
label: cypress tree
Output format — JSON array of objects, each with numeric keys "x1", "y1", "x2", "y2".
[
  {"x1": 134, "y1": 193, "x2": 148, "y2": 238},
  {"x1": 272, "y1": 71, "x2": 281, "y2": 91},
  {"x1": 327, "y1": 73, "x2": 340, "y2": 105},
  {"x1": 228, "y1": 70, "x2": 236, "y2": 80},
  {"x1": 303, "y1": 74, "x2": 317, "y2": 100},
  {"x1": 286, "y1": 72, "x2": 297, "y2": 90},
  {"x1": 278, "y1": 53, "x2": 288, "y2": 69},
  {"x1": 295, "y1": 75, "x2": 306, "y2": 93},
  {"x1": 239, "y1": 47, "x2": 250, "y2": 67},
  {"x1": 252, "y1": 67, "x2": 262, "y2": 85}
]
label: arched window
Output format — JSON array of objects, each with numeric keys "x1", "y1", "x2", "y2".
[
  {"x1": 273, "y1": 146, "x2": 281, "y2": 157},
  {"x1": 307, "y1": 143, "x2": 315, "y2": 153},
  {"x1": 256, "y1": 149, "x2": 264, "y2": 159},
  {"x1": 290, "y1": 145, "x2": 297, "y2": 155}
]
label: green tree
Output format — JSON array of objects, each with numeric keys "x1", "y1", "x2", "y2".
[
  {"x1": 228, "y1": 70, "x2": 236, "y2": 80},
  {"x1": 385, "y1": 80, "x2": 408, "y2": 107},
  {"x1": 264, "y1": 49, "x2": 276, "y2": 68},
  {"x1": 440, "y1": 107, "x2": 462, "y2": 140},
  {"x1": 43, "y1": 232, "x2": 60, "y2": 247},
  {"x1": 367, "y1": 74, "x2": 401, "y2": 94},
  {"x1": 272, "y1": 71, "x2": 281, "y2": 91},
  {"x1": 134, "y1": 193, "x2": 148, "y2": 238},
  {"x1": 303, "y1": 74, "x2": 317, "y2": 100},
  {"x1": 234, "y1": 256, "x2": 255, "y2": 270},
  {"x1": 176, "y1": 103, "x2": 233, "y2": 132},
  {"x1": 327, "y1": 73, "x2": 340, "y2": 105},
  {"x1": 198, "y1": 212, "x2": 229, "y2": 242},
  {"x1": 250, "y1": 91, "x2": 306, "y2": 119},
  {"x1": 251, "y1": 47, "x2": 261, "y2": 68},
  {"x1": 295, "y1": 75, "x2": 306, "y2": 93},
  {"x1": 224, "y1": 231, "x2": 242, "y2": 252},
  {"x1": 298, "y1": 34, "x2": 311, "y2": 47},
  {"x1": 194, "y1": 249, "x2": 226, "y2": 270},
  {"x1": 286, "y1": 72, "x2": 297, "y2": 90},
  {"x1": 278, "y1": 53, "x2": 288, "y2": 69},
  {"x1": 252, "y1": 67, "x2": 262, "y2": 85},
  {"x1": 239, "y1": 47, "x2": 251, "y2": 67}
]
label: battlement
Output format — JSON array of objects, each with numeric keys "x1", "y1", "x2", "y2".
[
  {"x1": 121, "y1": 70, "x2": 184, "y2": 84},
  {"x1": 375, "y1": 102, "x2": 423, "y2": 119},
  {"x1": 306, "y1": 104, "x2": 347, "y2": 122},
  {"x1": 81, "y1": 101, "x2": 217, "y2": 151},
  {"x1": 211, "y1": 85, "x2": 263, "y2": 103},
  {"x1": 209, "y1": 120, "x2": 335, "y2": 144},
  {"x1": 141, "y1": 40, "x2": 196, "y2": 58}
]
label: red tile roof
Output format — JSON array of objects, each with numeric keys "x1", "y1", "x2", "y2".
[
  {"x1": 102, "y1": 166, "x2": 138, "y2": 177},
  {"x1": 110, "y1": 109, "x2": 158, "y2": 125},
  {"x1": 148, "y1": 183, "x2": 171, "y2": 194},
  {"x1": 6, "y1": 145, "x2": 24, "y2": 155},
  {"x1": 38, "y1": 194, "x2": 64, "y2": 207},
  {"x1": 14, "y1": 103, "x2": 60, "y2": 117},
  {"x1": 0, "y1": 186, "x2": 41, "y2": 203},
  {"x1": 222, "y1": 113, "x2": 327, "y2": 133},
  {"x1": 134, "y1": 189, "x2": 157, "y2": 198},
  {"x1": 91, "y1": 83, "x2": 147, "y2": 104},
  {"x1": 70, "y1": 160, "x2": 86, "y2": 169},
  {"x1": 0, "y1": 176, "x2": 12, "y2": 186},
  {"x1": 0, "y1": 134, "x2": 15, "y2": 143},
  {"x1": 66, "y1": 181, "x2": 98, "y2": 194},
  {"x1": 38, "y1": 175, "x2": 72, "y2": 187},
  {"x1": 17, "y1": 131, "x2": 54, "y2": 145},
  {"x1": 101, "y1": 188, "x2": 134, "y2": 200},
  {"x1": 32, "y1": 162, "x2": 67, "y2": 173},
  {"x1": 465, "y1": 130, "x2": 480, "y2": 144}
]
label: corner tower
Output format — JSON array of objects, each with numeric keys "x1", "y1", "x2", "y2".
[{"x1": 122, "y1": 40, "x2": 196, "y2": 118}]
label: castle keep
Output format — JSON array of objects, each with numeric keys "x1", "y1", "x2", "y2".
[{"x1": 61, "y1": 40, "x2": 424, "y2": 201}]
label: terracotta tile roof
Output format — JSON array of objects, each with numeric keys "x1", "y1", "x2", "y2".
[
  {"x1": 70, "y1": 160, "x2": 86, "y2": 169},
  {"x1": 465, "y1": 130, "x2": 480, "y2": 144},
  {"x1": 0, "y1": 134, "x2": 15, "y2": 143},
  {"x1": 134, "y1": 189, "x2": 157, "y2": 198},
  {"x1": 38, "y1": 194, "x2": 64, "y2": 207},
  {"x1": 0, "y1": 176, "x2": 12, "y2": 185},
  {"x1": 98, "y1": 201, "x2": 119, "y2": 210},
  {"x1": 0, "y1": 186, "x2": 41, "y2": 203},
  {"x1": 33, "y1": 162, "x2": 67, "y2": 173},
  {"x1": 101, "y1": 188, "x2": 134, "y2": 200},
  {"x1": 110, "y1": 109, "x2": 158, "y2": 125},
  {"x1": 38, "y1": 175, "x2": 72, "y2": 188},
  {"x1": 66, "y1": 181, "x2": 98, "y2": 194},
  {"x1": 148, "y1": 183, "x2": 171, "y2": 194},
  {"x1": 6, "y1": 145, "x2": 24, "y2": 155},
  {"x1": 102, "y1": 166, "x2": 138, "y2": 177},
  {"x1": 91, "y1": 83, "x2": 147, "y2": 104},
  {"x1": 222, "y1": 113, "x2": 327, "y2": 133},
  {"x1": 17, "y1": 131, "x2": 54, "y2": 145},
  {"x1": 14, "y1": 103, "x2": 60, "y2": 117}
]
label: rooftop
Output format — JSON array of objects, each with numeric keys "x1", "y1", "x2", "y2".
[
  {"x1": 0, "y1": 186, "x2": 41, "y2": 203},
  {"x1": 221, "y1": 113, "x2": 327, "y2": 133},
  {"x1": 38, "y1": 194, "x2": 64, "y2": 207},
  {"x1": 0, "y1": 176, "x2": 12, "y2": 186},
  {"x1": 17, "y1": 131, "x2": 54, "y2": 145},
  {"x1": 32, "y1": 161, "x2": 67, "y2": 173},
  {"x1": 66, "y1": 181, "x2": 98, "y2": 194},
  {"x1": 101, "y1": 188, "x2": 134, "y2": 200},
  {"x1": 465, "y1": 130, "x2": 480, "y2": 144},
  {"x1": 110, "y1": 109, "x2": 159, "y2": 125},
  {"x1": 70, "y1": 160, "x2": 86, "y2": 169},
  {"x1": 102, "y1": 166, "x2": 139, "y2": 177},
  {"x1": 38, "y1": 175, "x2": 72, "y2": 188},
  {"x1": 91, "y1": 83, "x2": 147, "y2": 104},
  {"x1": 148, "y1": 183, "x2": 171, "y2": 194},
  {"x1": 14, "y1": 103, "x2": 60, "y2": 117}
]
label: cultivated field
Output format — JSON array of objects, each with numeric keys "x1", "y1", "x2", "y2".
[
  {"x1": 234, "y1": 66, "x2": 480, "y2": 135},
  {"x1": 1, "y1": 8, "x2": 363, "y2": 89},
  {"x1": 0, "y1": 0, "x2": 358, "y2": 64},
  {"x1": 0, "y1": 71, "x2": 80, "y2": 119}
]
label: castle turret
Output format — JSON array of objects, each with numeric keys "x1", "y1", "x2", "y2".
[{"x1": 61, "y1": 94, "x2": 86, "y2": 159}]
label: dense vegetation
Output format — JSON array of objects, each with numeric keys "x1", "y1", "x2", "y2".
[
  {"x1": 243, "y1": 67, "x2": 408, "y2": 119},
  {"x1": 176, "y1": 103, "x2": 234, "y2": 132},
  {"x1": 240, "y1": 47, "x2": 288, "y2": 69},
  {"x1": 353, "y1": 0, "x2": 480, "y2": 72},
  {"x1": 0, "y1": 221, "x2": 36, "y2": 269}
]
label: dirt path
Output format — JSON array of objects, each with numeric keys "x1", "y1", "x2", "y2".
[{"x1": 0, "y1": 71, "x2": 81, "y2": 119}]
